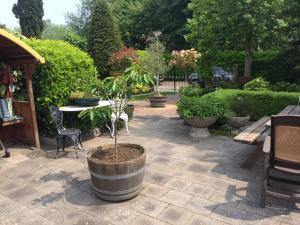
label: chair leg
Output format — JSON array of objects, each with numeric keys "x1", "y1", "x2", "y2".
[
  {"x1": 73, "y1": 139, "x2": 79, "y2": 159},
  {"x1": 260, "y1": 153, "x2": 270, "y2": 207},
  {"x1": 62, "y1": 136, "x2": 65, "y2": 152},
  {"x1": 124, "y1": 118, "x2": 130, "y2": 135},
  {"x1": 79, "y1": 134, "x2": 84, "y2": 151},
  {"x1": 56, "y1": 136, "x2": 60, "y2": 159}
]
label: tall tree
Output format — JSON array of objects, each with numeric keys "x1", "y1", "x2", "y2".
[
  {"x1": 65, "y1": 0, "x2": 94, "y2": 37},
  {"x1": 134, "y1": 0, "x2": 191, "y2": 50},
  {"x1": 42, "y1": 20, "x2": 71, "y2": 40},
  {"x1": 187, "y1": 0, "x2": 284, "y2": 77},
  {"x1": 87, "y1": 0, "x2": 122, "y2": 77},
  {"x1": 12, "y1": 0, "x2": 44, "y2": 38}
]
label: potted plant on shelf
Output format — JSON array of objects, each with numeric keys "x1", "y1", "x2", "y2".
[
  {"x1": 86, "y1": 73, "x2": 151, "y2": 202},
  {"x1": 143, "y1": 31, "x2": 169, "y2": 107},
  {"x1": 226, "y1": 96, "x2": 251, "y2": 128},
  {"x1": 69, "y1": 91, "x2": 100, "y2": 107}
]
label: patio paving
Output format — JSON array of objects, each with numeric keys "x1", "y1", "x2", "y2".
[{"x1": 0, "y1": 95, "x2": 299, "y2": 225}]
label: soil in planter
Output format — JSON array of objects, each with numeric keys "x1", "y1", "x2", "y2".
[{"x1": 91, "y1": 146, "x2": 142, "y2": 163}]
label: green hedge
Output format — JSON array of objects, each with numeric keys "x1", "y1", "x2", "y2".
[
  {"x1": 198, "y1": 49, "x2": 300, "y2": 83},
  {"x1": 25, "y1": 39, "x2": 98, "y2": 136},
  {"x1": 177, "y1": 89, "x2": 300, "y2": 120}
]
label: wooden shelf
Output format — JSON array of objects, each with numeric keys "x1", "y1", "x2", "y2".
[{"x1": 1, "y1": 119, "x2": 24, "y2": 127}]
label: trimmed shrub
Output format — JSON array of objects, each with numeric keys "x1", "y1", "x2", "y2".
[
  {"x1": 270, "y1": 81, "x2": 300, "y2": 92},
  {"x1": 25, "y1": 39, "x2": 98, "y2": 136},
  {"x1": 243, "y1": 77, "x2": 270, "y2": 91},
  {"x1": 179, "y1": 85, "x2": 213, "y2": 98},
  {"x1": 197, "y1": 49, "x2": 300, "y2": 84},
  {"x1": 87, "y1": 0, "x2": 122, "y2": 78},
  {"x1": 178, "y1": 87, "x2": 300, "y2": 121}
]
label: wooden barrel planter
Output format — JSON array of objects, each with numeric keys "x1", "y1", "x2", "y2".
[
  {"x1": 87, "y1": 143, "x2": 146, "y2": 202},
  {"x1": 149, "y1": 96, "x2": 168, "y2": 107}
]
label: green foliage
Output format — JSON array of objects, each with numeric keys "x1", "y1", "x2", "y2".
[
  {"x1": 131, "y1": 84, "x2": 151, "y2": 94},
  {"x1": 87, "y1": 0, "x2": 122, "y2": 77},
  {"x1": 177, "y1": 94, "x2": 227, "y2": 119},
  {"x1": 124, "y1": 0, "x2": 191, "y2": 49},
  {"x1": 228, "y1": 97, "x2": 252, "y2": 117},
  {"x1": 65, "y1": 0, "x2": 94, "y2": 37},
  {"x1": 142, "y1": 33, "x2": 168, "y2": 95},
  {"x1": 64, "y1": 32, "x2": 87, "y2": 51},
  {"x1": 25, "y1": 39, "x2": 98, "y2": 136},
  {"x1": 181, "y1": 89, "x2": 300, "y2": 121},
  {"x1": 243, "y1": 77, "x2": 270, "y2": 91},
  {"x1": 13, "y1": 0, "x2": 44, "y2": 38},
  {"x1": 178, "y1": 85, "x2": 212, "y2": 98},
  {"x1": 100, "y1": 63, "x2": 153, "y2": 99},
  {"x1": 197, "y1": 49, "x2": 300, "y2": 84},
  {"x1": 188, "y1": 0, "x2": 285, "y2": 77},
  {"x1": 270, "y1": 82, "x2": 300, "y2": 92},
  {"x1": 78, "y1": 106, "x2": 112, "y2": 129},
  {"x1": 42, "y1": 20, "x2": 71, "y2": 40}
]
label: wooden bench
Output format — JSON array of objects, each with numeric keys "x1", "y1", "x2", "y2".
[
  {"x1": 234, "y1": 116, "x2": 270, "y2": 169},
  {"x1": 234, "y1": 105, "x2": 299, "y2": 169}
]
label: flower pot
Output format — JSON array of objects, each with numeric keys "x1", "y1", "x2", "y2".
[
  {"x1": 74, "y1": 98, "x2": 99, "y2": 106},
  {"x1": 125, "y1": 104, "x2": 134, "y2": 120},
  {"x1": 184, "y1": 116, "x2": 217, "y2": 128},
  {"x1": 149, "y1": 96, "x2": 168, "y2": 107},
  {"x1": 226, "y1": 115, "x2": 250, "y2": 128},
  {"x1": 87, "y1": 143, "x2": 146, "y2": 202}
]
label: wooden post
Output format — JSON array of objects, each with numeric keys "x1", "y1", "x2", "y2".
[{"x1": 24, "y1": 63, "x2": 40, "y2": 149}]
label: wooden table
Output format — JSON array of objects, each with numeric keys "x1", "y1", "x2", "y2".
[{"x1": 234, "y1": 105, "x2": 299, "y2": 169}]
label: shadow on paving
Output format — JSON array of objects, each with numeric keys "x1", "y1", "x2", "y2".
[{"x1": 32, "y1": 171, "x2": 114, "y2": 208}]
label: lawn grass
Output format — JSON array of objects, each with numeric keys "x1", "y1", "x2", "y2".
[{"x1": 129, "y1": 91, "x2": 176, "y2": 101}]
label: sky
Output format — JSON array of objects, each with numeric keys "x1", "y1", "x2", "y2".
[{"x1": 0, "y1": 0, "x2": 79, "y2": 29}]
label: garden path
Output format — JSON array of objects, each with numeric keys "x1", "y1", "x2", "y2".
[{"x1": 0, "y1": 94, "x2": 299, "y2": 225}]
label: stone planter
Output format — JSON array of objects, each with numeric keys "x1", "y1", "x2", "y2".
[
  {"x1": 125, "y1": 104, "x2": 134, "y2": 120},
  {"x1": 149, "y1": 96, "x2": 168, "y2": 107},
  {"x1": 87, "y1": 143, "x2": 146, "y2": 202},
  {"x1": 184, "y1": 116, "x2": 217, "y2": 128},
  {"x1": 226, "y1": 115, "x2": 250, "y2": 128}
]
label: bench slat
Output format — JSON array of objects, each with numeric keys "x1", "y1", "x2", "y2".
[
  {"x1": 234, "y1": 116, "x2": 270, "y2": 144},
  {"x1": 265, "y1": 105, "x2": 297, "y2": 127}
]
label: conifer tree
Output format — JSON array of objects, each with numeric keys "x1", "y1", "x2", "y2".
[
  {"x1": 12, "y1": 0, "x2": 44, "y2": 38},
  {"x1": 87, "y1": 0, "x2": 122, "y2": 77}
]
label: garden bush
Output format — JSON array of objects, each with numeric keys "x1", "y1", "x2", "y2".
[
  {"x1": 243, "y1": 77, "x2": 270, "y2": 91},
  {"x1": 179, "y1": 85, "x2": 213, "y2": 98},
  {"x1": 178, "y1": 89, "x2": 300, "y2": 121},
  {"x1": 270, "y1": 81, "x2": 300, "y2": 92},
  {"x1": 177, "y1": 87, "x2": 227, "y2": 119},
  {"x1": 25, "y1": 39, "x2": 98, "y2": 136}
]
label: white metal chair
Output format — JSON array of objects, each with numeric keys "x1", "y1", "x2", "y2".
[{"x1": 108, "y1": 98, "x2": 130, "y2": 137}]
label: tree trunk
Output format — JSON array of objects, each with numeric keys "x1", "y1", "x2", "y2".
[
  {"x1": 244, "y1": 35, "x2": 253, "y2": 78},
  {"x1": 232, "y1": 64, "x2": 238, "y2": 82}
]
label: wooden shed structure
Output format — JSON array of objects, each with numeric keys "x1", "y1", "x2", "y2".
[{"x1": 0, "y1": 29, "x2": 45, "y2": 148}]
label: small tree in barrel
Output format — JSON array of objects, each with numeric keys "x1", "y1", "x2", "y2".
[{"x1": 99, "y1": 68, "x2": 153, "y2": 158}]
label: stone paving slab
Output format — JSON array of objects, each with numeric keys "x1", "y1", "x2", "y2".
[{"x1": 0, "y1": 96, "x2": 299, "y2": 225}]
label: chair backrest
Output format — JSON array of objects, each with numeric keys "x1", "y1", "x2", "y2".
[
  {"x1": 49, "y1": 105, "x2": 65, "y2": 133},
  {"x1": 271, "y1": 115, "x2": 300, "y2": 169},
  {"x1": 110, "y1": 98, "x2": 127, "y2": 117}
]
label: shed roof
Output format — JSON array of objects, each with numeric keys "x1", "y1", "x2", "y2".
[{"x1": 0, "y1": 29, "x2": 45, "y2": 64}]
